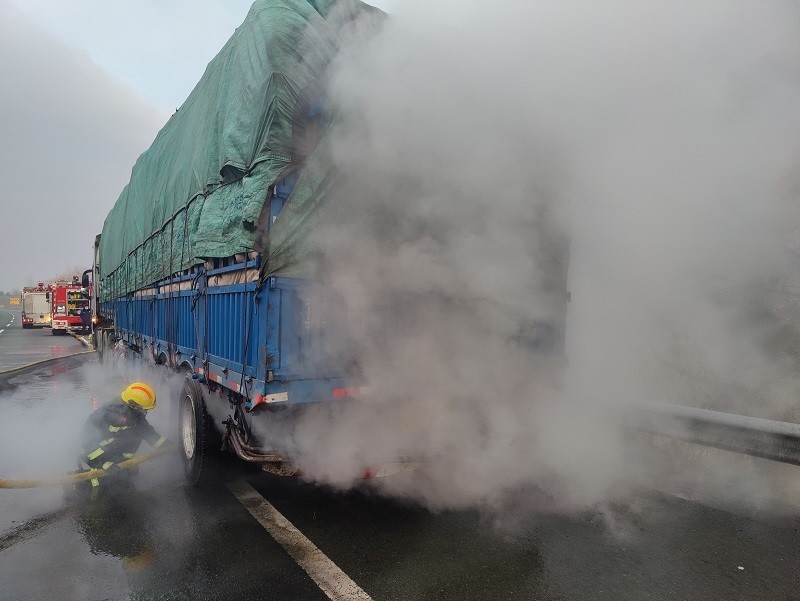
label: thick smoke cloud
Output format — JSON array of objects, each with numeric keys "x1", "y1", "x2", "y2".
[
  {"x1": 0, "y1": 1, "x2": 164, "y2": 291},
  {"x1": 255, "y1": 1, "x2": 800, "y2": 511}
]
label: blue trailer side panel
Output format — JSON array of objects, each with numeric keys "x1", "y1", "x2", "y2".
[{"x1": 206, "y1": 282, "x2": 260, "y2": 378}]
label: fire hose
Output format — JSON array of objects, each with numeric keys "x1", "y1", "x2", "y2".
[{"x1": 0, "y1": 446, "x2": 171, "y2": 489}]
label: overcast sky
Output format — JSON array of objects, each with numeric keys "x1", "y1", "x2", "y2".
[{"x1": 0, "y1": 0, "x2": 392, "y2": 291}]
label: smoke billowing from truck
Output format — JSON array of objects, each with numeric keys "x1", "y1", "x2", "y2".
[{"x1": 252, "y1": 0, "x2": 800, "y2": 510}]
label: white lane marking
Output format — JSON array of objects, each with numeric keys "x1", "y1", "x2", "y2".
[{"x1": 228, "y1": 480, "x2": 373, "y2": 601}]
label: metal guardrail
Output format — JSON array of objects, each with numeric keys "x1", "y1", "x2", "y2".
[{"x1": 635, "y1": 401, "x2": 800, "y2": 466}]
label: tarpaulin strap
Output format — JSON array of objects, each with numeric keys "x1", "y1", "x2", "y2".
[
  {"x1": 108, "y1": 425, "x2": 128, "y2": 433},
  {"x1": 87, "y1": 448, "x2": 104, "y2": 461},
  {"x1": 100, "y1": 438, "x2": 115, "y2": 446},
  {"x1": 102, "y1": 462, "x2": 114, "y2": 470},
  {"x1": 154, "y1": 436, "x2": 167, "y2": 449}
]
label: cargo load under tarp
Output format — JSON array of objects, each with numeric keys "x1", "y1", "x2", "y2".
[{"x1": 99, "y1": 0, "x2": 383, "y2": 301}]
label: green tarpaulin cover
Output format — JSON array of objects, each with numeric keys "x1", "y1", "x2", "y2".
[{"x1": 99, "y1": 0, "x2": 382, "y2": 300}]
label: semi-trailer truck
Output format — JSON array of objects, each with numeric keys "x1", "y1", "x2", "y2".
[
  {"x1": 87, "y1": 0, "x2": 570, "y2": 485},
  {"x1": 87, "y1": 0, "x2": 392, "y2": 485}
]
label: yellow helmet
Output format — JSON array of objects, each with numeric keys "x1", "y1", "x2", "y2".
[{"x1": 121, "y1": 382, "x2": 156, "y2": 411}]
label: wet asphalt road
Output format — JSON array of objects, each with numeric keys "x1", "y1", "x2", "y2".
[
  {"x1": 0, "y1": 308, "x2": 86, "y2": 371},
  {"x1": 0, "y1": 331, "x2": 798, "y2": 600}
]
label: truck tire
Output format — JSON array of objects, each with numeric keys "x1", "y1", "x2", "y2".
[
  {"x1": 95, "y1": 331, "x2": 105, "y2": 359},
  {"x1": 179, "y1": 378, "x2": 219, "y2": 486},
  {"x1": 97, "y1": 330, "x2": 112, "y2": 361}
]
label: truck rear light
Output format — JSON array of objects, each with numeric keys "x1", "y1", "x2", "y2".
[
  {"x1": 245, "y1": 391, "x2": 289, "y2": 411},
  {"x1": 332, "y1": 387, "x2": 359, "y2": 399}
]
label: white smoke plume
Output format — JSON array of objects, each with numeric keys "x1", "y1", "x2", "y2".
[{"x1": 249, "y1": 0, "x2": 800, "y2": 512}]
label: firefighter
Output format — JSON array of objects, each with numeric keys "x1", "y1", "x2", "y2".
[
  {"x1": 78, "y1": 382, "x2": 167, "y2": 499},
  {"x1": 79, "y1": 307, "x2": 91, "y2": 332}
]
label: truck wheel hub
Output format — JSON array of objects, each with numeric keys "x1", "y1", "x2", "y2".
[{"x1": 181, "y1": 396, "x2": 196, "y2": 460}]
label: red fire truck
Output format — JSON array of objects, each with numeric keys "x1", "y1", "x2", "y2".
[{"x1": 50, "y1": 279, "x2": 90, "y2": 335}]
